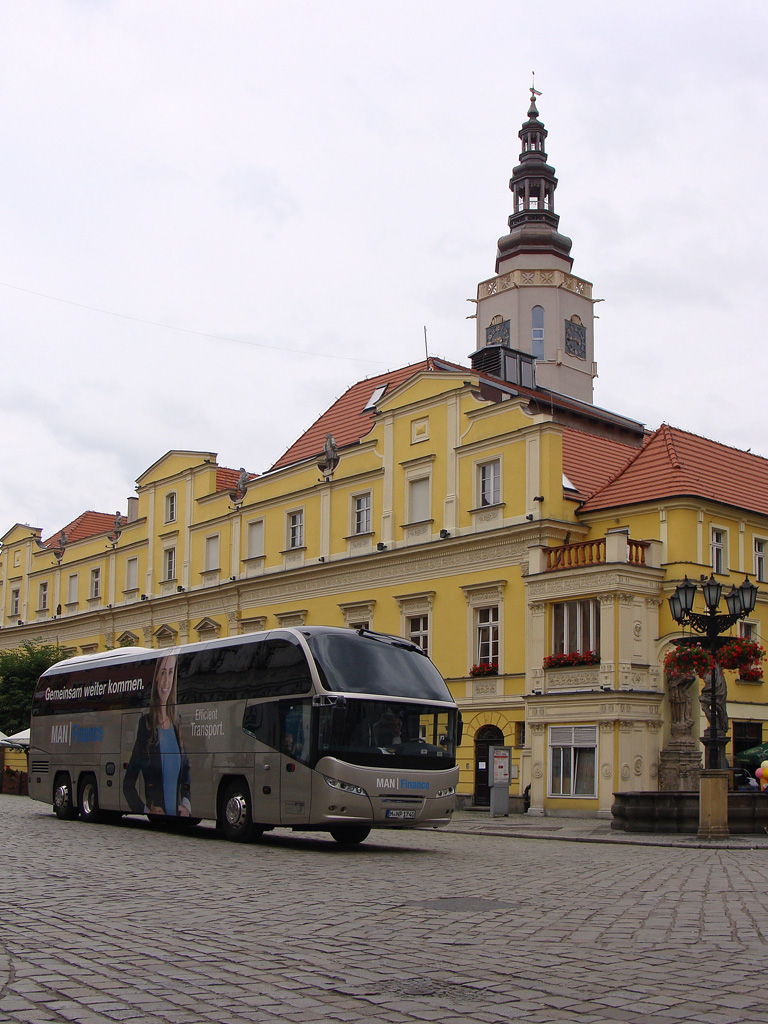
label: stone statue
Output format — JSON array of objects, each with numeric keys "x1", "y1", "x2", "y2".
[
  {"x1": 237, "y1": 467, "x2": 249, "y2": 500},
  {"x1": 658, "y1": 669, "x2": 702, "y2": 791},
  {"x1": 318, "y1": 433, "x2": 340, "y2": 478},
  {"x1": 667, "y1": 671, "x2": 695, "y2": 736}
]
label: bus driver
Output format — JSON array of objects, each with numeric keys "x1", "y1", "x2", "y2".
[{"x1": 123, "y1": 654, "x2": 192, "y2": 817}]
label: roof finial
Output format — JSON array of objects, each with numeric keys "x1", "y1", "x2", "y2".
[{"x1": 529, "y1": 72, "x2": 542, "y2": 116}]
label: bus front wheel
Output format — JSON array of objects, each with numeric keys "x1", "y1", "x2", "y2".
[
  {"x1": 78, "y1": 774, "x2": 102, "y2": 823},
  {"x1": 221, "y1": 781, "x2": 257, "y2": 842},
  {"x1": 53, "y1": 773, "x2": 78, "y2": 820},
  {"x1": 329, "y1": 825, "x2": 371, "y2": 845}
]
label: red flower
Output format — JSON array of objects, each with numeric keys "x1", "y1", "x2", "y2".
[
  {"x1": 543, "y1": 651, "x2": 600, "y2": 669},
  {"x1": 470, "y1": 662, "x2": 498, "y2": 677}
]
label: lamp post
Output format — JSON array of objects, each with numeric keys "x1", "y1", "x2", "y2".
[{"x1": 668, "y1": 574, "x2": 758, "y2": 769}]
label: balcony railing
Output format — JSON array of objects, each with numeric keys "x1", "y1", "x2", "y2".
[{"x1": 544, "y1": 537, "x2": 650, "y2": 572}]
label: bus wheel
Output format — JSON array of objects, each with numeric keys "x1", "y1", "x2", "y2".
[
  {"x1": 329, "y1": 825, "x2": 371, "y2": 845},
  {"x1": 221, "y1": 781, "x2": 256, "y2": 842},
  {"x1": 53, "y1": 773, "x2": 78, "y2": 820},
  {"x1": 78, "y1": 774, "x2": 102, "y2": 823}
]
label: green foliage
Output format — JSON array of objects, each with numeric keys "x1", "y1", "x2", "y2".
[{"x1": 0, "y1": 640, "x2": 64, "y2": 734}]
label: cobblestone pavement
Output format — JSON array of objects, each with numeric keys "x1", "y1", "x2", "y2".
[{"x1": 3, "y1": 795, "x2": 768, "y2": 1024}]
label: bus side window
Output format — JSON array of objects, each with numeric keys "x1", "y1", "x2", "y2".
[
  {"x1": 263, "y1": 639, "x2": 313, "y2": 695},
  {"x1": 280, "y1": 700, "x2": 313, "y2": 763},
  {"x1": 242, "y1": 702, "x2": 280, "y2": 749}
]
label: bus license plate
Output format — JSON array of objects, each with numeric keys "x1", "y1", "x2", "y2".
[{"x1": 386, "y1": 809, "x2": 416, "y2": 819}]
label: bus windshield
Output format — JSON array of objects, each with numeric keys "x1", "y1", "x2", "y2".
[
  {"x1": 316, "y1": 697, "x2": 457, "y2": 770},
  {"x1": 305, "y1": 631, "x2": 452, "y2": 702}
]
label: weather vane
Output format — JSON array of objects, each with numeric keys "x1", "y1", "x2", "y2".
[{"x1": 531, "y1": 71, "x2": 542, "y2": 99}]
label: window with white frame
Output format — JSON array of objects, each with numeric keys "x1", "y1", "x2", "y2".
[
  {"x1": 478, "y1": 459, "x2": 501, "y2": 507},
  {"x1": 408, "y1": 476, "x2": 430, "y2": 523},
  {"x1": 552, "y1": 599, "x2": 600, "y2": 656},
  {"x1": 288, "y1": 510, "x2": 304, "y2": 549},
  {"x1": 125, "y1": 557, "x2": 138, "y2": 592},
  {"x1": 408, "y1": 614, "x2": 429, "y2": 654},
  {"x1": 10, "y1": 588, "x2": 19, "y2": 617},
  {"x1": 549, "y1": 725, "x2": 597, "y2": 797},
  {"x1": 90, "y1": 567, "x2": 101, "y2": 599},
  {"x1": 477, "y1": 606, "x2": 499, "y2": 666},
  {"x1": 247, "y1": 520, "x2": 264, "y2": 559},
  {"x1": 165, "y1": 491, "x2": 177, "y2": 523},
  {"x1": 352, "y1": 493, "x2": 372, "y2": 535},
  {"x1": 711, "y1": 528, "x2": 726, "y2": 574},
  {"x1": 38, "y1": 582, "x2": 48, "y2": 610},
  {"x1": 204, "y1": 535, "x2": 220, "y2": 571},
  {"x1": 66, "y1": 574, "x2": 78, "y2": 605},
  {"x1": 163, "y1": 547, "x2": 176, "y2": 581},
  {"x1": 755, "y1": 539, "x2": 766, "y2": 583},
  {"x1": 740, "y1": 620, "x2": 756, "y2": 640}
]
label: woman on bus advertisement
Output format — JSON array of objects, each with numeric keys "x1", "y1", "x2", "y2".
[{"x1": 123, "y1": 654, "x2": 191, "y2": 816}]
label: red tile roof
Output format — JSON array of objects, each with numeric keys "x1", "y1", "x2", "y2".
[
  {"x1": 215, "y1": 467, "x2": 256, "y2": 495},
  {"x1": 579, "y1": 424, "x2": 768, "y2": 515},
  {"x1": 269, "y1": 359, "x2": 452, "y2": 471},
  {"x1": 562, "y1": 428, "x2": 641, "y2": 500},
  {"x1": 44, "y1": 511, "x2": 124, "y2": 548}
]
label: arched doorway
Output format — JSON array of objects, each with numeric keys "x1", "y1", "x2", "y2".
[{"x1": 474, "y1": 724, "x2": 505, "y2": 806}]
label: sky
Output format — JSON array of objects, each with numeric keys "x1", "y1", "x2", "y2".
[{"x1": 1, "y1": 1, "x2": 767, "y2": 536}]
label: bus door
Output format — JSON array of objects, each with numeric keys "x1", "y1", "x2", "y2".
[
  {"x1": 120, "y1": 712, "x2": 147, "y2": 815},
  {"x1": 279, "y1": 699, "x2": 313, "y2": 826}
]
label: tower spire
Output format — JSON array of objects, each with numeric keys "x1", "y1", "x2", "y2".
[{"x1": 495, "y1": 88, "x2": 572, "y2": 272}]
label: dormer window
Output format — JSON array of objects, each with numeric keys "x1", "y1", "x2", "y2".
[{"x1": 363, "y1": 385, "x2": 387, "y2": 412}]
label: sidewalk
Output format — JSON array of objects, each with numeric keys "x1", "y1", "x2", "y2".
[{"x1": 444, "y1": 807, "x2": 768, "y2": 848}]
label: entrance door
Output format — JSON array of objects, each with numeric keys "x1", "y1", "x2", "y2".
[{"x1": 474, "y1": 725, "x2": 504, "y2": 806}]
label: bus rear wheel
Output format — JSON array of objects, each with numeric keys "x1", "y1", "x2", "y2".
[
  {"x1": 78, "y1": 774, "x2": 102, "y2": 823},
  {"x1": 329, "y1": 825, "x2": 371, "y2": 845},
  {"x1": 53, "y1": 773, "x2": 78, "y2": 820},
  {"x1": 221, "y1": 781, "x2": 257, "y2": 842}
]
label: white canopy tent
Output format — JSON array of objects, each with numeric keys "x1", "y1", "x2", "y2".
[{"x1": 0, "y1": 728, "x2": 29, "y2": 748}]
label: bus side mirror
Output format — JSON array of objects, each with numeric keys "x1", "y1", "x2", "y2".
[{"x1": 457, "y1": 713, "x2": 463, "y2": 745}]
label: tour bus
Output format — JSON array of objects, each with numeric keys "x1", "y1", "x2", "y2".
[{"x1": 28, "y1": 626, "x2": 460, "y2": 845}]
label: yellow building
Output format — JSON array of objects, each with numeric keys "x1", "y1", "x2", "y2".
[{"x1": 2, "y1": 90, "x2": 766, "y2": 815}]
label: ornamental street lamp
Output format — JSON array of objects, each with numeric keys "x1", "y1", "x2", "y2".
[{"x1": 668, "y1": 574, "x2": 759, "y2": 769}]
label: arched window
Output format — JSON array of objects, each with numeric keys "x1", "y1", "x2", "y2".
[{"x1": 531, "y1": 306, "x2": 544, "y2": 359}]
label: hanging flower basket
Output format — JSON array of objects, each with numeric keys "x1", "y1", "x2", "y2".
[
  {"x1": 717, "y1": 637, "x2": 765, "y2": 671},
  {"x1": 470, "y1": 662, "x2": 498, "y2": 677},
  {"x1": 543, "y1": 650, "x2": 600, "y2": 669},
  {"x1": 663, "y1": 645, "x2": 712, "y2": 679}
]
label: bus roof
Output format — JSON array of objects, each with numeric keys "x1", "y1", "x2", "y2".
[{"x1": 39, "y1": 626, "x2": 427, "y2": 680}]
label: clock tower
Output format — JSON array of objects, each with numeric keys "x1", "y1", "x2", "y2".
[{"x1": 470, "y1": 89, "x2": 597, "y2": 403}]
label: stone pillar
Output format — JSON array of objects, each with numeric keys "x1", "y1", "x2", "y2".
[
  {"x1": 699, "y1": 769, "x2": 729, "y2": 839},
  {"x1": 527, "y1": 722, "x2": 546, "y2": 815},
  {"x1": 597, "y1": 721, "x2": 616, "y2": 818}
]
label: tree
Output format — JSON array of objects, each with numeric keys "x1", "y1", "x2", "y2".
[{"x1": 0, "y1": 640, "x2": 64, "y2": 735}]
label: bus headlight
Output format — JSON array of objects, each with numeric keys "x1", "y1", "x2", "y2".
[
  {"x1": 437, "y1": 786, "x2": 456, "y2": 798},
  {"x1": 323, "y1": 775, "x2": 368, "y2": 798}
]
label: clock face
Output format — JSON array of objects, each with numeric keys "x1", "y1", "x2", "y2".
[
  {"x1": 486, "y1": 320, "x2": 510, "y2": 347},
  {"x1": 564, "y1": 320, "x2": 587, "y2": 359}
]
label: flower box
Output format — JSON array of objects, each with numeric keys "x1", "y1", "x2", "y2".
[
  {"x1": 718, "y1": 637, "x2": 765, "y2": 670},
  {"x1": 739, "y1": 664, "x2": 764, "y2": 683},
  {"x1": 470, "y1": 662, "x2": 498, "y2": 677},
  {"x1": 543, "y1": 651, "x2": 600, "y2": 669}
]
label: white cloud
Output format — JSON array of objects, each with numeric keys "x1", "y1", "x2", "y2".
[{"x1": 0, "y1": 0, "x2": 767, "y2": 532}]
